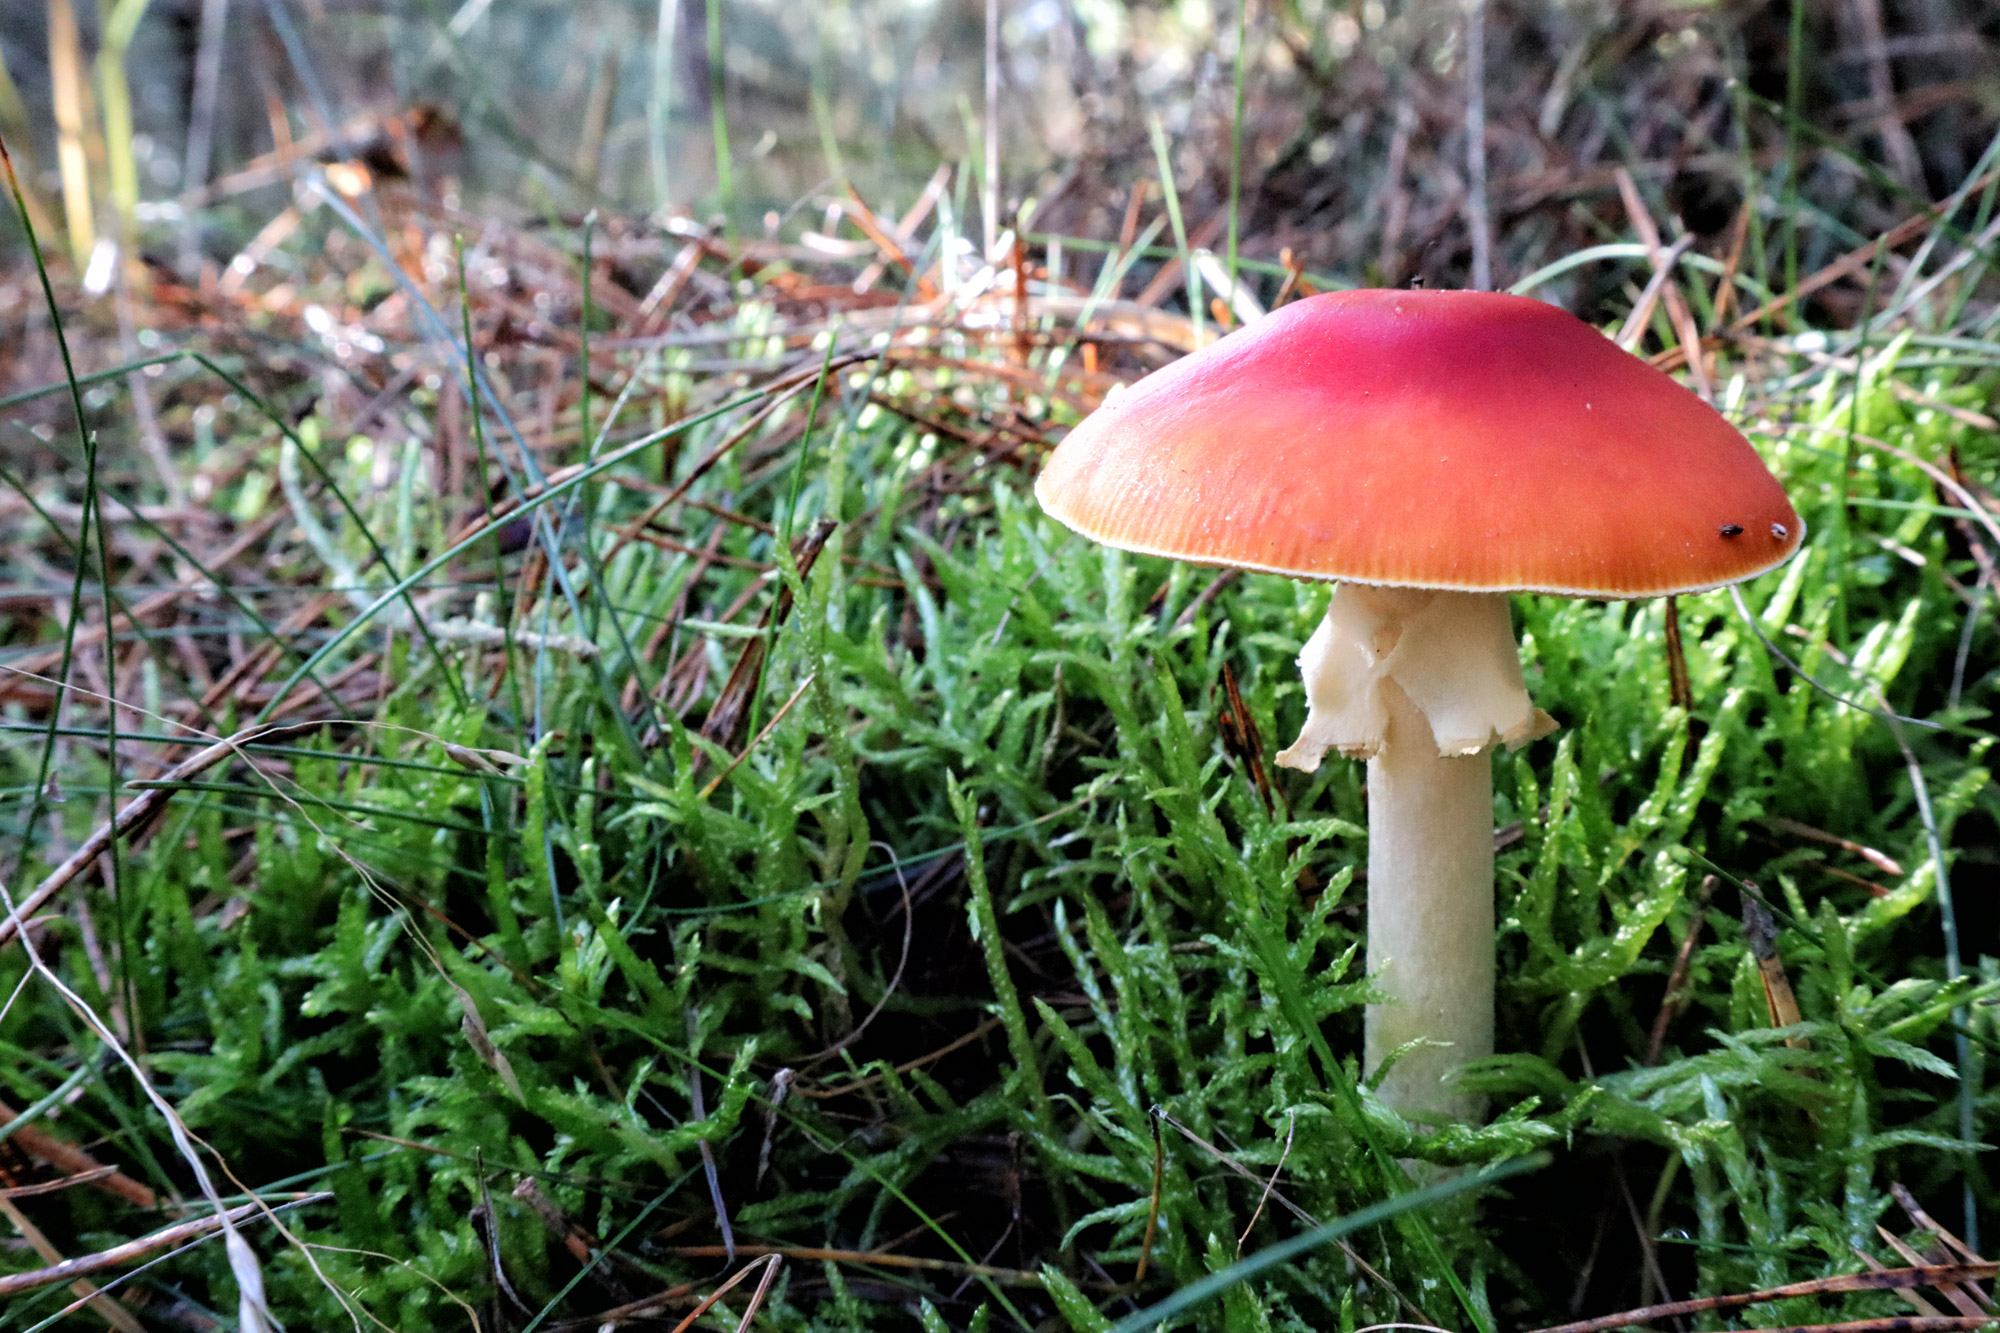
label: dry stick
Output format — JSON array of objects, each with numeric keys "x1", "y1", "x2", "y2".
[
  {"x1": 1216, "y1": 660, "x2": 1278, "y2": 817},
  {"x1": 1272, "y1": 247, "x2": 1307, "y2": 309},
  {"x1": 1741, "y1": 889, "x2": 1809, "y2": 1047},
  {"x1": 1614, "y1": 1152, "x2": 1676, "y2": 1312},
  {"x1": 0, "y1": 1195, "x2": 333, "y2": 1297},
  {"x1": 447, "y1": 461, "x2": 588, "y2": 548},
  {"x1": 1949, "y1": 562, "x2": 1993, "y2": 708},
  {"x1": 1856, "y1": 1247, "x2": 1949, "y2": 1320},
  {"x1": 1891, "y1": 1185, "x2": 1996, "y2": 1317},
  {"x1": 0, "y1": 721, "x2": 326, "y2": 948},
  {"x1": 201, "y1": 592, "x2": 343, "y2": 713},
  {"x1": 638, "y1": 236, "x2": 711, "y2": 334},
  {"x1": 695, "y1": 521, "x2": 836, "y2": 756},
  {"x1": 1730, "y1": 1321, "x2": 1997, "y2": 1333},
  {"x1": 868, "y1": 391, "x2": 1038, "y2": 464},
  {"x1": 1874, "y1": 1230, "x2": 1989, "y2": 1320},
  {"x1": 871, "y1": 1214, "x2": 967, "y2": 1267},
  {"x1": 1709, "y1": 197, "x2": 1754, "y2": 329},
  {"x1": 692, "y1": 676, "x2": 816, "y2": 800},
  {"x1": 885, "y1": 348, "x2": 1099, "y2": 412},
  {"x1": 982, "y1": 0, "x2": 999, "y2": 257},
  {"x1": 2, "y1": 586, "x2": 187, "y2": 679},
  {"x1": 1617, "y1": 233, "x2": 1697, "y2": 351},
  {"x1": 259, "y1": 654, "x2": 379, "y2": 722},
  {"x1": 949, "y1": 1206, "x2": 1021, "y2": 1303},
  {"x1": 1463, "y1": 0, "x2": 1492, "y2": 290},
  {"x1": 1134, "y1": 214, "x2": 1227, "y2": 310},
  {"x1": 631, "y1": 522, "x2": 729, "y2": 714},
  {"x1": 1644, "y1": 874, "x2": 1718, "y2": 1065},
  {"x1": 843, "y1": 186, "x2": 937, "y2": 300},
  {"x1": 1135, "y1": 1108, "x2": 1165, "y2": 1284},
  {"x1": 624, "y1": 527, "x2": 777, "y2": 573},
  {"x1": 1893, "y1": 1183, "x2": 1991, "y2": 1270},
  {"x1": 113, "y1": 277, "x2": 184, "y2": 506},
  {"x1": 1237, "y1": 1109, "x2": 1297, "y2": 1258},
  {"x1": 625, "y1": 456, "x2": 902, "y2": 582},
  {"x1": 1763, "y1": 816, "x2": 1904, "y2": 877},
  {"x1": 0, "y1": 1164, "x2": 117, "y2": 1200},
  {"x1": 474, "y1": 1164, "x2": 531, "y2": 1318},
  {"x1": 541, "y1": 1280, "x2": 702, "y2": 1333},
  {"x1": 1819, "y1": 862, "x2": 1895, "y2": 897},
  {"x1": 1170, "y1": 567, "x2": 1242, "y2": 632},
  {"x1": 1662, "y1": 595, "x2": 1694, "y2": 711},
  {"x1": 1012, "y1": 232, "x2": 1036, "y2": 358},
  {"x1": 1527, "y1": 1264, "x2": 2000, "y2": 1333},
  {"x1": 1614, "y1": 168, "x2": 1711, "y2": 400},
  {"x1": 44, "y1": 0, "x2": 94, "y2": 263},
  {"x1": 667, "y1": 1244, "x2": 1045, "y2": 1286},
  {"x1": 0, "y1": 1194, "x2": 146, "y2": 1331},
  {"x1": 861, "y1": 163, "x2": 952, "y2": 293},
  {"x1": 513, "y1": 1178, "x2": 602, "y2": 1269},
  {"x1": 1117, "y1": 180, "x2": 1148, "y2": 255},
  {"x1": 1955, "y1": 517, "x2": 2000, "y2": 599},
  {"x1": 0, "y1": 1102, "x2": 155, "y2": 1208},
  {"x1": 729, "y1": 1253, "x2": 785, "y2": 1333}
]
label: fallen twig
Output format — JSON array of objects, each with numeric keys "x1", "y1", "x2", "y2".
[
  {"x1": 0, "y1": 720, "x2": 328, "y2": 949},
  {"x1": 0, "y1": 1194, "x2": 333, "y2": 1297},
  {"x1": 1528, "y1": 1264, "x2": 2000, "y2": 1333}
]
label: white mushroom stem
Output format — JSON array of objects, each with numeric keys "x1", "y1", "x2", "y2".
[
  {"x1": 1276, "y1": 584, "x2": 1555, "y2": 1122},
  {"x1": 1364, "y1": 680, "x2": 1496, "y2": 1121}
]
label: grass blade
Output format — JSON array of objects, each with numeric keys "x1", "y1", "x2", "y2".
[{"x1": 1107, "y1": 1154, "x2": 1549, "y2": 1333}]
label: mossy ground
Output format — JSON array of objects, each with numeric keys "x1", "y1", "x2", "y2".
[{"x1": 0, "y1": 153, "x2": 1996, "y2": 1333}]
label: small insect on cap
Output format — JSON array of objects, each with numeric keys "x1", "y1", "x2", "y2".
[{"x1": 1035, "y1": 288, "x2": 1802, "y2": 598}]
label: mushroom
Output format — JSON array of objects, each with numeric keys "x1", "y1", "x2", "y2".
[{"x1": 1036, "y1": 289, "x2": 1801, "y2": 1121}]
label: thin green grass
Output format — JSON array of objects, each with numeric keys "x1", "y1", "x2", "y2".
[
  {"x1": 1224, "y1": 0, "x2": 1248, "y2": 297},
  {"x1": 1147, "y1": 113, "x2": 1202, "y2": 346},
  {"x1": 708, "y1": 0, "x2": 737, "y2": 238}
]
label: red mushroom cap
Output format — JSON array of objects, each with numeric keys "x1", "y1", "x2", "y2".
[{"x1": 1036, "y1": 289, "x2": 1802, "y2": 597}]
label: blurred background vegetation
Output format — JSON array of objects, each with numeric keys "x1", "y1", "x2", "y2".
[{"x1": 1, "y1": 0, "x2": 1996, "y2": 305}]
